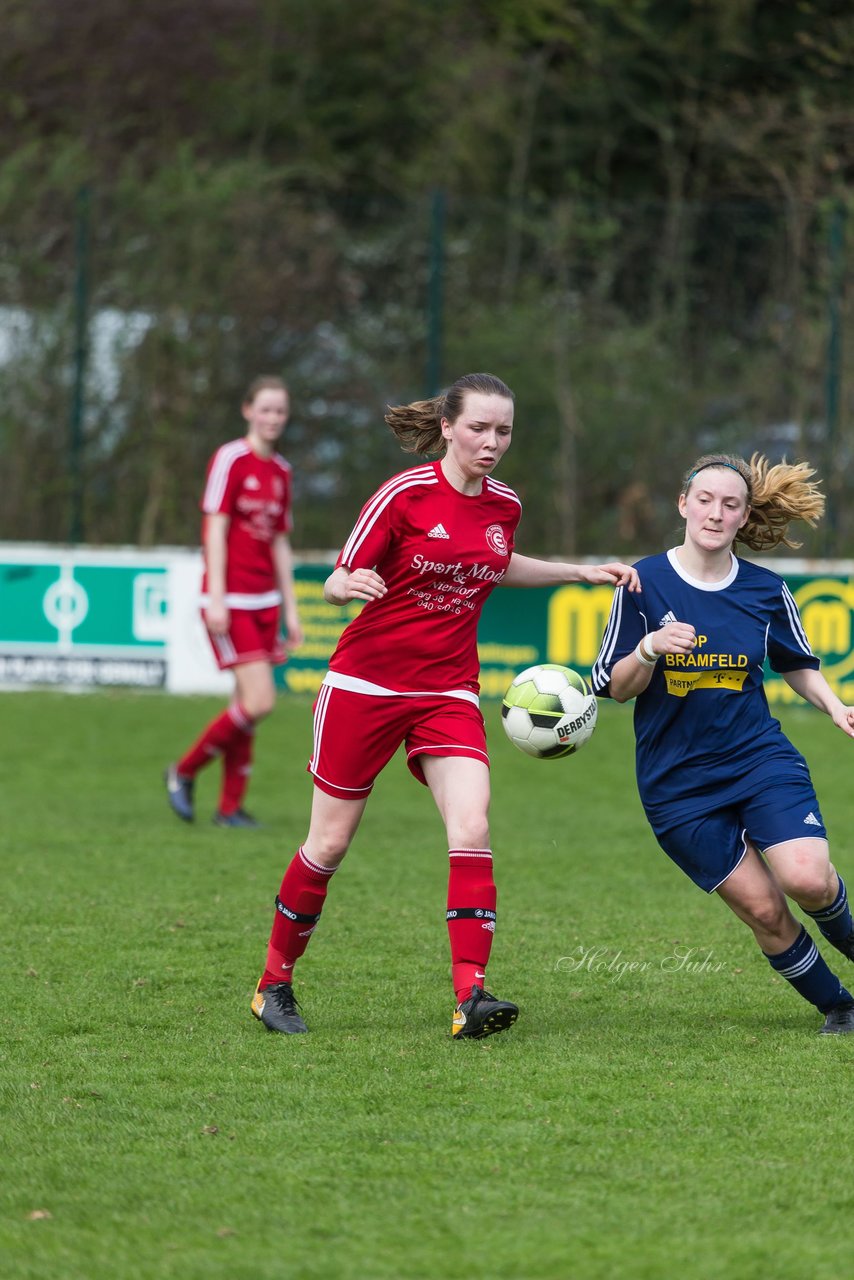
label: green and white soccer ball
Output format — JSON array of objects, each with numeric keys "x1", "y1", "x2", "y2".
[{"x1": 501, "y1": 663, "x2": 598, "y2": 759}]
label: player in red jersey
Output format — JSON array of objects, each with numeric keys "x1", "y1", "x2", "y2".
[
  {"x1": 250, "y1": 372, "x2": 639, "y2": 1037},
  {"x1": 165, "y1": 376, "x2": 303, "y2": 827}
]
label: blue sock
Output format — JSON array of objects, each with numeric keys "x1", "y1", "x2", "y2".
[
  {"x1": 764, "y1": 926, "x2": 851, "y2": 1014},
  {"x1": 804, "y1": 876, "x2": 854, "y2": 945}
]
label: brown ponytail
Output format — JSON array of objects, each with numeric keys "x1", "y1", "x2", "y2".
[
  {"x1": 385, "y1": 372, "x2": 514, "y2": 456},
  {"x1": 243, "y1": 375, "x2": 288, "y2": 406}
]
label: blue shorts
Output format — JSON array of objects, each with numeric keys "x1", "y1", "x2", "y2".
[{"x1": 653, "y1": 775, "x2": 827, "y2": 894}]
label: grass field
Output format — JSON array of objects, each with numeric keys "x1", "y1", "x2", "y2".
[{"x1": 2, "y1": 689, "x2": 854, "y2": 1280}]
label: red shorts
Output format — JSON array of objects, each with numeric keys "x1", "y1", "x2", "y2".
[
  {"x1": 205, "y1": 606, "x2": 287, "y2": 671},
  {"x1": 309, "y1": 684, "x2": 489, "y2": 800}
]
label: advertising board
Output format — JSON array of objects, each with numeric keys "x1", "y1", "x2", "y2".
[{"x1": 2, "y1": 546, "x2": 853, "y2": 705}]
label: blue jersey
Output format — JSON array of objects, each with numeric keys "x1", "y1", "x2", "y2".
[{"x1": 592, "y1": 549, "x2": 819, "y2": 829}]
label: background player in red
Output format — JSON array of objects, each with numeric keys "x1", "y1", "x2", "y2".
[
  {"x1": 250, "y1": 371, "x2": 639, "y2": 1038},
  {"x1": 165, "y1": 376, "x2": 303, "y2": 827}
]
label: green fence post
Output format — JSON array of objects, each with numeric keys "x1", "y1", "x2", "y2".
[
  {"x1": 69, "y1": 184, "x2": 91, "y2": 544},
  {"x1": 824, "y1": 198, "x2": 845, "y2": 554},
  {"x1": 425, "y1": 188, "x2": 446, "y2": 396}
]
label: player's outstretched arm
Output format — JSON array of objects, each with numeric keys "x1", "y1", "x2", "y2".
[
  {"x1": 324, "y1": 565, "x2": 387, "y2": 607},
  {"x1": 783, "y1": 668, "x2": 854, "y2": 738},
  {"x1": 502, "y1": 553, "x2": 640, "y2": 592}
]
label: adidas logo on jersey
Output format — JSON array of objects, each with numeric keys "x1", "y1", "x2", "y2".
[
  {"x1": 244, "y1": 475, "x2": 261, "y2": 490},
  {"x1": 804, "y1": 812, "x2": 821, "y2": 827},
  {"x1": 659, "y1": 610, "x2": 677, "y2": 626},
  {"x1": 428, "y1": 523, "x2": 450, "y2": 539}
]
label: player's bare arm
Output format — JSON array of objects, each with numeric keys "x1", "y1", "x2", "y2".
[
  {"x1": 204, "y1": 512, "x2": 231, "y2": 635},
  {"x1": 324, "y1": 565, "x2": 388, "y2": 606},
  {"x1": 576, "y1": 562, "x2": 640, "y2": 591},
  {"x1": 502, "y1": 554, "x2": 639, "y2": 592},
  {"x1": 784, "y1": 667, "x2": 854, "y2": 739},
  {"x1": 608, "y1": 619, "x2": 697, "y2": 703}
]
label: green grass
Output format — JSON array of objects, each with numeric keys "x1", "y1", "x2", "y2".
[{"x1": 2, "y1": 690, "x2": 854, "y2": 1280}]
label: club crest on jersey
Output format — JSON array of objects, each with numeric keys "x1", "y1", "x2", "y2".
[{"x1": 485, "y1": 524, "x2": 508, "y2": 557}]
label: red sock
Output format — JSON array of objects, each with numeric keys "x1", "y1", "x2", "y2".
[
  {"x1": 261, "y1": 847, "x2": 337, "y2": 988},
  {"x1": 177, "y1": 702, "x2": 250, "y2": 777},
  {"x1": 447, "y1": 849, "x2": 496, "y2": 1003},
  {"x1": 220, "y1": 722, "x2": 255, "y2": 815}
]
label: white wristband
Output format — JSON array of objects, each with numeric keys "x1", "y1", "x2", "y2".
[
  {"x1": 641, "y1": 633, "x2": 658, "y2": 662},
  {"x1": 634, "y1": 638, "x2": 657, "y2": 668}
]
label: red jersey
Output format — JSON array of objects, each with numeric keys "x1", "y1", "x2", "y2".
[
  {"x1": 200, "y1": 439, "x2": 292, "y2": 607},
  {"x1": 328, "y1": 461, "x2": 521, "y2": 696}
]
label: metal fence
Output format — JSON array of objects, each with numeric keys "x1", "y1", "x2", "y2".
[{"x1": 0, "y1": 187, "x2": 850, "y2": 557}]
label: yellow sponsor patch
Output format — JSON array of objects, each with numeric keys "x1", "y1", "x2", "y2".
[{"x1": 664, "y1": 669, "x2": 749, "y2": 697}]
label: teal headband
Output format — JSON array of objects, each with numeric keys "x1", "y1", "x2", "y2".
[{"x1": 687, "y1": 461, "x2": 748, "y2": 486}]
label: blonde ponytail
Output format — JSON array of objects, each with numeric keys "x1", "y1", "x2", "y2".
[
  {"x1": 682, "y1": 452, "x2": 824, "y2": 552},
  {"x1": 740, "y1": 454, "x2": 825, "y2": 551}
]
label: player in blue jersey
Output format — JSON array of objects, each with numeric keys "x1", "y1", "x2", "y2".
[{"x1": 593, "y1": 452, "x2": 854, "y2": 1034}]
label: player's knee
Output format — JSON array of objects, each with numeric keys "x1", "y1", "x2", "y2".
[
  {"x1": 243, "y1": 691, "x2": 276, "y2": 720},
  {"x1": 746, "y1": 897, "x2": 790, "y2": 937},
  {"x1": 257, "y1": 691, "x2": 277, "y2": 719},
  {"x1": 787, "y1": 864, "x2": 836, "y2": 909},
  {"x1": 304, "y1": 831, "x2": 351, "y2": 865}
]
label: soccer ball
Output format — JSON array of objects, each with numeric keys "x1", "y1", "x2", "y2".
[{"x1": 501, "y1": 663, "x2": 598, "y2": 759}]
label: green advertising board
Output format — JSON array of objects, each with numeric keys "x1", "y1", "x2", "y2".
[
  {"x1": 478, "y1": 574, "x2": 854, "y2": 705},
  {"x1": 280, "y1": 571, "x2": 854, "y2": 705},
  {"x1": 772, "y1": 574, "x2": 854, "y2": 705},
  {"x1": 0, "y1": 552, "x2": 168, "y2": 687},
  {"x1": 2, "y1": 547, "x2": 853, "y2": 702}
]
